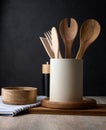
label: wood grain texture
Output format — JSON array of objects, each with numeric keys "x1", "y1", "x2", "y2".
[
  {"x1": 42, "y1": 63, "x2": 50, "y2": 74},
  {"x1": 0, "y1": 97, "x2": 106, "y2": 130},
  {"x1": 41, "y1": 97, "x2": 96, "y2": 109},
  {"x1": 29, "y1": 104, "x2": 106, "y2": 116},
  {"x1": 51, "y1": 27, "x2": 59, "y2": 58},
  {"x1": 29, "y1": 96, "x2": 106, "y2": 116},
  {"x1": 2, "y1": 87, "x2": 37, "y2": 105},
  {"x1": 76, "y1": 19, "x2": 101, "y2": 60},
  {"x1": 59, "y1": 18, "x2": 78, "y2": 58},
  {"x1": 39, "y1": 37, "x2": 55, "y2": 58}
]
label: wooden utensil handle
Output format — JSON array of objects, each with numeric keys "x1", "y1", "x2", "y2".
[{"x1": 65, "y1": 45, "x2": 71, "y2": 58}]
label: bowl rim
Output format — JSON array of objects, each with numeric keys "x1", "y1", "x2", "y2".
[{"x1": 2, "y1": 87, "x2": 37, "y2": 91}]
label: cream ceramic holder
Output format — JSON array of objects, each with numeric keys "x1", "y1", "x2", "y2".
[
  {"x1": 50, "y1": 59, "x2": 83, "y2": 102},
  {"x1": 42, "y1": 59, "x2": 96, "y2": 109}
]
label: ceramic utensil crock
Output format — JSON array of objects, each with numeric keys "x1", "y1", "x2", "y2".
[{"x1": 50, "y1": 59, "x2": 83, "y2": 102}]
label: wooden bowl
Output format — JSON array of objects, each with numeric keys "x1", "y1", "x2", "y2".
[{"x1": 1, "y1": 87, "x2": 37, "y2": 105}]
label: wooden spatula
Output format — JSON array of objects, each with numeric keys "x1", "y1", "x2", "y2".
[{"x1": 51, "y1": 27, "x2": 59, "y2": 58}]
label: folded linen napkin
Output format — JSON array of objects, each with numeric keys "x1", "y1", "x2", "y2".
[{"x1": 0, "y1": 96, "x2": 47, "y2": 116}]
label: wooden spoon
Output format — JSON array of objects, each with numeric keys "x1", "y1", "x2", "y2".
[
  {"x1": 59, "y1": 18, "x2": 78, "y2": 58},
  {"x1": 76, "y1": 19, "x2": 101, "y2": 60}
]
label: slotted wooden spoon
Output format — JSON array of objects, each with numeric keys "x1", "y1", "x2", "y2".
[
  {"x1": 76, "y1": 19, "x2": 101, "y2": 60},
  {"x1": 59, "y1": 18, "x2": 78, "y2": 58}
]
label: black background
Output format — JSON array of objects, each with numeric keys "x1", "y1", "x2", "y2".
[{"x1": 0, "y1": 0, "x2": 106, "y2": 95}]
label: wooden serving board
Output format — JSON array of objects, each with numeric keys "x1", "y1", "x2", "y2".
[
  {"x1": 41, "y1": 98, "x2": 97, "y2": 109},
  {"x1": 28, "y1": 104, "x2": 106, "y2": 116}
]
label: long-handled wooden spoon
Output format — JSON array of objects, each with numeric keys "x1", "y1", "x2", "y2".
[
  {"x1": 76, "y1": 19, "x2": 101, "y2": 60},
  {"x1": 59, "y1": 18, "x2": 78, "y2": 58}
]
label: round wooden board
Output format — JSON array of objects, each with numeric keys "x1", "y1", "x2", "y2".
[{"x1": 41, "y1": 98, "x2": 97, "y2": 109}]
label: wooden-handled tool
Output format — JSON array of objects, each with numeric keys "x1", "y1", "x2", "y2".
[
  {"x1": 59, "y1": 18, "x2": 78, "y2": 58},
  {"x1": 51, "y1": 27, "x2": 60, "y2": 58},
  {"x1": 76, "y1": 19, "x2": 101, "y2": 60},
  {"x1": 44, "y1": 30, "x2": 62, "y2": 58},
  {"x1": 40, "y1": 37, "x2": 55, "y2": 58}
]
